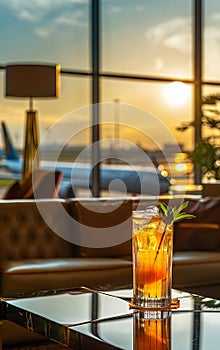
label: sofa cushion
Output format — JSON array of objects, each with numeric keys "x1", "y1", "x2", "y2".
[
  {"x1": 3, "y1": 258, "x2": 132, "y2": 274},
  {"x1": 1, "y1": 258, "x2": 133, "y2": 296},
  {"x1": 173, "y1": 251, "x2": 220, "y2": 288}
]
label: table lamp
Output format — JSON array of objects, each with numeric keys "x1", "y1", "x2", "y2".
[{"x1": 5, "y1": 63, "x2": 60, "y2": 180}]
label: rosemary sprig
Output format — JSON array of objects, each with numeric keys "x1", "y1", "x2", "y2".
[
  {"x1": 154, "y1": 201, "x2": 195, "y2": 263},
  {"x1": 159, "y1": 200, "x2": 195, "y2": 225}
]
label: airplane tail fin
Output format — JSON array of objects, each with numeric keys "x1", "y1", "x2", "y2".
[{"x1": 1, "y1": 121, "x2": 19, "y2": 160}]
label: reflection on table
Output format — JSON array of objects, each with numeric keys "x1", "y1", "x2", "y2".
[
  {"x1": 134, "y1": 311, "x2": 171, "y2": 350},
  {"x1": 3, "y1": 288, "x2": 220, "y2": 349}
]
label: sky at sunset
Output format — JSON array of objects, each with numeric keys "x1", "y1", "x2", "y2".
[{"x1": 0, "y1": 0, "x2": 219, "y2": 153}]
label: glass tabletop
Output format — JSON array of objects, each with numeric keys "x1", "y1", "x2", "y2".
[{"x1": 2, "y1": 287, "x2": 220, "y2": 349}]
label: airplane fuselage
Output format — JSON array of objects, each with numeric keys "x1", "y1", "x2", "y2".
[
  {"x1": 0, "y1": 121, "x2": 171, "y2": 196},
  {"x1": 0, "y1": 158, "x2": 170, "y2": 196}
]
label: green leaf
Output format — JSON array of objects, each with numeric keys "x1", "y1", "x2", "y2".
[
  {"x1": 158, "y1": 202, "x2": 168, "y2": 215},
  {"x1": 175, "y1": 201, "x2": 189, "y2": 215},
  {"x1": 173, "y1": 213, "x2": 196, "y2": 222}
]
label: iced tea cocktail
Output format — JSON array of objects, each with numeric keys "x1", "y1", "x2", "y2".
[{"x1": 132, "y1": 208, "x2": 173, "y2": 309}]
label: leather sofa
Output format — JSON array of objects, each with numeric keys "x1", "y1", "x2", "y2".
[
  {"x1": 1, "y1": 196, "x2": 220, "y2": 345},
  {"x1": 0, "y1": 198, "x2": 133, "y2": 297},
  {"x1": 0, "y1": 197, "x2": 133, "y2": 345}
]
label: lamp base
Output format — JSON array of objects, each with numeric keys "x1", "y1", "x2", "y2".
[{"x1": 22, "y1": 110, "x2": 40, "y2": 180}]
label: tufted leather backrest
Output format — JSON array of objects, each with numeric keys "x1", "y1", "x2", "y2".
[
  {"x1": 1, "y1": 196, "x2": 219, "y2": 262},
  {"x1": 0, "y1": 199, "x2": 75, "y2": 260},
  {"x1": 68, "y1": 198, "x2": 132, "y2": 258},
  {"x1": 174, "y1": 197, "x2": 220, "y2": 252}
]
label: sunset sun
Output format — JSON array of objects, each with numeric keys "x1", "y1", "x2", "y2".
[{"x1": 163, "y1": 82, "x2": 190, "y2": 106}]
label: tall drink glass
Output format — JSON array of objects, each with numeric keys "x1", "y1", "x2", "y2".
[{"x1": 132, "y1": 207, "x2": 173, "y2": 309}]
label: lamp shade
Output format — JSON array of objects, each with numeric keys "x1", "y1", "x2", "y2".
[{"x1": 5, "y1": 64, "x2": 60, "y2": 98}]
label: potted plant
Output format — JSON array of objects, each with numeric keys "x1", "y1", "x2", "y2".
[
  {"x1": 190, "y1": 140, "x2": 219, "y2": 181},
  {"x1": 176, "y1": 93, "x2": 220, "y2": 195}
]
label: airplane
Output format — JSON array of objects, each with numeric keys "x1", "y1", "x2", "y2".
[{"x1": 0, "y1": 121, "x2": 171, "y2": 197}]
